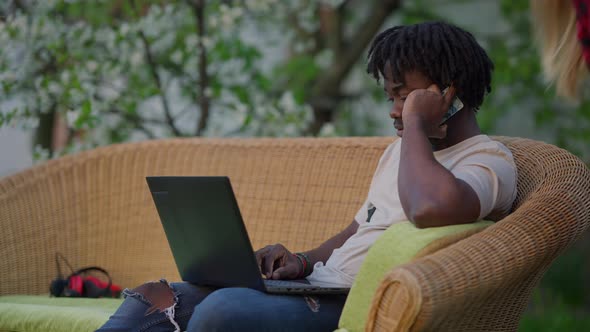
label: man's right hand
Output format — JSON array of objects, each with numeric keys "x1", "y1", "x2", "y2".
[
  {"x1": 254, "y1": 244, "x2": 302, "y2": 280},
  {"x1": 402, "y1": 84, "x2": 456, "y2": 139}
]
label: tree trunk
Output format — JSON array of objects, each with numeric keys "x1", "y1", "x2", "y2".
[
  {"x1": 33, "y1": 106, "x2": 57, "y2": 155},
  {"x1": 306, "y1": 0, "x2": 402, "y2": 135}
]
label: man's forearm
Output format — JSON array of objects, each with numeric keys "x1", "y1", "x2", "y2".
[
  {"x1": 398, "y1": 122, "x2": 469, "y2": 225},
  {"x1": 303, "y1": 219, "x2": 359, "y2": 269}
]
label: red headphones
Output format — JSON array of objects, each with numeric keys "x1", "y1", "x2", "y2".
[{"x1": 50, "y1": 253, "x2": 121, "y2": 298}]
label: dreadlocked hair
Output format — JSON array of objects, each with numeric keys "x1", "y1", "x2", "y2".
[{"x1": 367, "y1": 22, "x2": 494, "y2": 110}]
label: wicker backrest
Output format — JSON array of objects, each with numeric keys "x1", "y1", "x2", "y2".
[
  {"x1": 0, "y1": 137, "x2": 391, "y2": 295},
  {"x1": 1, "y1": 135, "x2": 588, "y2": 305},
  {"x1": 498, "y1": 136, "x2": 590, "y2": 243}
]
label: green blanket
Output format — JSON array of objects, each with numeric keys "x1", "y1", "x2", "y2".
[{"x1": 0, "y1": 295, "x2": 123, "y2": 332}]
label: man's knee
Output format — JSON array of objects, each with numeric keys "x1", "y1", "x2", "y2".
[
  {"x1": 97, "y1": 280, "x2": 181, "y2": 332},
  {"x1": 128, "y1": 280, "x2": 177, "y2": 315},
  {"x1": 188, "y1": 288, "x2": 259, "y2": 331}
]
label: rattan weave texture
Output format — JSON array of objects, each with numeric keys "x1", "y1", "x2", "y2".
[{"x1": 0, "y1": 137, "x2": 390, "y2": 295}]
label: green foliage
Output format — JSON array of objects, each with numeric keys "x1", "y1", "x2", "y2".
[
  {"x1": 539, "y1": 245, "x2": 590, "y2": 307},
  {"x1": 0, "y1": 0, "x2": 318, "y2": 158},
  {"x1": 520, "y1": 291, "x2": 590, "y2": 332},
  {"x1": 73, "y1": 100, "x2": 98, "y2": 129},
  {"x1": 277, "y1": 55, "x2": 320, "y2": 103},
  {"x1": 2, "y1": 0, "x2": 590, "y2": 163}
]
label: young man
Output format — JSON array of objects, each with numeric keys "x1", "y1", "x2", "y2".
[{"x1": 98, "y1": 21, "x2": 517, "y2": 332}]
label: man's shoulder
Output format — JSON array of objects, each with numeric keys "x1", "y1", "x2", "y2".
[
  {"x1": 472, "y1": 136, "x2": 514, "y2": 162},
  {"x1": 437, "y1": 135, "x2": 516, "y2": 170},
  {"x1": 378, "y1": 138, "x2": 402, "y2": 160},
  {"x1": 453, "y1": 135, "x2": 513, "y2": 159}
]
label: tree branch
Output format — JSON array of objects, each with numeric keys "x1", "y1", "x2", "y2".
[
  {"x1": 104, "y1": 108, "x2": 165, "y2": 125},
  {"x1": 319, "y1": 3, "x2": 343, "y2": 55},
  {"x1": 306, "y1": 0, "x2": 402, "y2": 135},
  {"x1": 337, "y1": 0, "x2": 354, "y2": 11},
  {"x1": 188, "y1": 0, "x2": 210, "y2": 136},
  {"x1": 130, "y1": 0, "x2": 182, "y2": 137},
  {"x1": 314, "y1": 0, "x2": 401, "y2": 97},
  {"x1": 12, "y1": 0, "x2": 28, "y2": 13},
  {"x1": 34, "y1": 101, "x2": 57, "y2": 153},
  {"x1": 105, "y1": 108, "x2": 157, "y2": 139}
]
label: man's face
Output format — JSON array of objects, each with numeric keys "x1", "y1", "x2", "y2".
[{"x1": 383, "y1": 61, "x2": 434, "y2": 137}]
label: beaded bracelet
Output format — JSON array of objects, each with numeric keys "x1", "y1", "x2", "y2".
[
  {"x1": 292, "y1": 254, "x2": 306, "y2": 279},
  {"x1": 295, "y1": 252, "x2": 313, "y2": 277}
]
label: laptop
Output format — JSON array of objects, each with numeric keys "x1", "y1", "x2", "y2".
[{"x1": 146, "y1": 176, "x2": 349, "y2": 295}]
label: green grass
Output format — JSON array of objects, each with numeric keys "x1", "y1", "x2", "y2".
[
  {"x1": 518, "y1": 242, "x2": 590, "y2": 331},
  {"x1": 519, "y1": 290, "x2": 590, "y2": 332},
  {"x1": 520, "y1": 305, "x2": 590, "y2": 331}
]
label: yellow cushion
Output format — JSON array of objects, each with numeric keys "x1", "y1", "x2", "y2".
[{"x1": 337, "y1": 220, "x2": 493, "y2": 332}]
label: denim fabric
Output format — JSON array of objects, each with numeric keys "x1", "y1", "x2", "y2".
[{"x1": 97, "y1": 281, "x2": 346, "y2": 332}]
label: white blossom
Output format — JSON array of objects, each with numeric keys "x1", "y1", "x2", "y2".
[
  {"x1": 60, "y1": 71, "x2": 71, "y2": 85},
  {"x1": 185, "y1": 35, "x2": 199, "y2": 49},
  {"x1": 119, "y1": 23, "x2": 130, "y2": 36},
  {"x1": 279, "y1": 91, "x2": 297, "y2": 113},
  {"x1": 130, "y1": 51, "x2": 144, "y2": 67},
  {"x1": 201, "y1": 37, "x2": 213, "y2": 49},
  {"x1": 328, "y1": 0, "x2": 348, "y2": 7},
  {"x1": 171, "y1": 50, "x2": 183, "y2": 65},
  {"x1": 48, "y1": 82, "x2": 62, "y2": 95},
  {"x1": 315, "y1": 49, "x2": 333, "y2": 69},
  {"x1": 318, "y1": 123, "x2": 337, "y2": 137},
  {"x1": 209, "y1": 17, "x2": 219, "y2": 29},
  {"x1": 66, "y1": 110, "x2": 80, "y2": 128},
  {"x1": 86, "y1": 61, "x2": 98, "y2": 73},
  {"x1": 33, "y1": 145, "x2": 50, "y2": 162},
  {"x1": 283, "y1": 123, "x2": 297, "y2": 136},
  {"x1": 246, "y1": 0, "x2": 277, "y2": 12}
]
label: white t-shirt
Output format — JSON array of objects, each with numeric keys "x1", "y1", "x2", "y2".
[{"x1": 306, "y1": 135, "x2": 517, "y2": 287}]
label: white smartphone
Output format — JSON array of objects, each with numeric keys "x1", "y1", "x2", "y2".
[{"x1": 440, "y1": 87, "x2": 464, "y2": 125}]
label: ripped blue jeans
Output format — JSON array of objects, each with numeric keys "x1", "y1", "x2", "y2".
[{"x1": 97, "y1": 280, "x2": 347, "y2": 332}]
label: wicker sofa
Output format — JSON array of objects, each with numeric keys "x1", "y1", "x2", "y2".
[{"x1": 1, "y1": 136, "x2": 589, "y2": 331}]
